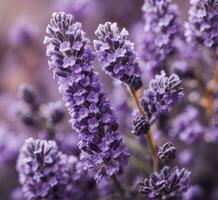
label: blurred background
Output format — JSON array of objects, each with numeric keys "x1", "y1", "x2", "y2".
[{"x1": 1, "y1": 0, "x2": 215, "y2": 200}]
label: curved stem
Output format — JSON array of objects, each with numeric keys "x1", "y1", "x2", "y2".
[{"x1": 129, "y1": 87, "x2": 159, "y2": 172}]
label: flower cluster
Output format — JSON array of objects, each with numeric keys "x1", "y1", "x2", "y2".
[
  {"x1": 141, "y1": 71, "x2": 183, "y2": 123},
  {"x1": 17, "y1": 138, "x2": 97, "y2": 200},
  {"x1": 94, "y1": 22, "x2": 143, "y2": 91},
  {"x1": 16, "y1": 138, "x2": 62, "y2": 199},
  {"x1": 44, "y1": 12, "x2": 129, "y2": 182},
  {"x1": 142, "y1": 0, "x2": 183, "y2": 74},
  {"x1": 186, "y1": 0, "x2": 218, "y2": 55},
  {"x1": 138, "y1": 166, "x2": 191, "y2": 200}
]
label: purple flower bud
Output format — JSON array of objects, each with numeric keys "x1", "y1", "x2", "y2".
[
  {"x1": 132, "y1": 114, "x2": 150, "y2": 137},
  {"x1": 138, "y1": 166, "x2": 191, "y2": 199},
  {"x1": 158, "y1": 142, "x2": 176, "y2": 163},
  {"x1": 141, "y1": 71, "x2": 184, "y2": 122},
  {"x1": 94, "y1": 22, "x2": 143, "y2": 91},
  {"x1": 18, "y1": 83, "x2": 36, "y2": 105},
  {"x1": 44, "y1": 12, "x2": 129, "y2": 182},
  {"x1": 45, "y1": 101, "x2": 65, "y2": 125}
]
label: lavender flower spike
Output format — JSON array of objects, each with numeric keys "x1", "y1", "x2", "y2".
[
  {"x1": 186, "y1": 0, "x2": 218, "y2": 55},
  {"x1": 141, "y1": 0, "x2": 183, "y2": 74},
  {"x1": 44, "y1": 12, "x2": 129, "y2": 182},
  {"x1": 138, "y1": 166, "x2": 191, "y2": 199},
  {"x1": 94, "y1": 22, "x2": 143, "y2": 91},
  {"x1": 17, "y1": 138, "x2": 62, "y2": 200},
  {"x1": 17, "y1": 138, "x2": 97, "y2": 200},
  {"x1": 141, "y1": 71, "x2": 183, "y2": 122}
]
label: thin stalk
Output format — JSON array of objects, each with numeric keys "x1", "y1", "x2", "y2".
[
  {"x1": 129, "y1": 87, "x2": 159, "y2": 172},
  {"x1": 111, "y1": 175, "x2": 125, "y2": 197},
  {"x1": 195, "y1": 68, "x2": 218, "y2": 117}
]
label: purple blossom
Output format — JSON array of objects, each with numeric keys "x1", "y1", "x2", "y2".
[
  {"x1": 158, "y1": 142, "x2": 176, "y2": 163},
  {"x1": 138, "y1": 166, "x2": 191, "y2": 200},
  {"x1": 16, "y1": 138, "x2": 62, "y2": 199},
  {"x1": 44, "y1": 12, "x2": 129, "y2": 182},
  {"x1": 186, "y1": 0, "x2": 218, "y2": 55},
  {"x1": 94, "y1": 22, "x2": 143, "y2": 91},
  {"x1": 17, "y1": 138, "x2": 97, "y2": 200},
  {"x1": 141, "y1": 71, "x2": 184, "y2": 123},
  {"x1": 141, "y1": 0, "x2": 183, "y2": 74},
  {"x1": 170, "y1": 106, "x2": 204, "y2": 144}
]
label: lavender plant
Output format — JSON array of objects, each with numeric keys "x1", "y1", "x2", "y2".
[
  {"x1": 4, "y1": 0, "x2": 218, "y2": 199},
  {"x1": 44, "y1": 12, "x2": 129, "y2": 183}
]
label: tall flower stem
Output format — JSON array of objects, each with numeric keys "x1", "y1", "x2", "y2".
[
  {"x1": 129, "y1": 87, "x2": 159, "y2": 172},
  {"x1": 111, "y1": 175, "x2": 125, "y2": 197}
]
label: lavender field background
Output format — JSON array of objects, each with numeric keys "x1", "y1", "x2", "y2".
[{"x1": 0, "y1": 0, "x2": 218, "y2": 200}]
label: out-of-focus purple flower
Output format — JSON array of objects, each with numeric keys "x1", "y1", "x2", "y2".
[
  {"x1": 138, "y1": 166, "x2": 191, "y2": 199},
  {"x1": 9, "y1": 18, "x2": 38, "y2": 47},
  {"x1": 44, "y1": 12, "x2": 129, "y2": 182},
  {"x1": 44, "y1": 101, "x2": 65, "y2": 125},
  {"x1": 0, "y1": 125, "x2": 23, "y2": 167},
  {"x1": 53, "y1": 0, "x2": 92, "y2": 20},
  {"x1": 170, "y1": 106, "x2": 204, "y2": 144},
  {"x1": 18, "y1": 83, "x2": 36, "y2": 105},
  {"x1": 17, "y1": 138, "x2": 97, "y2": 200},
  {"x1": 57, "y1": 154, "x2": 98, "y2": 200},
  {"x1": 183, "y1": 185, "x2": 204, "y2": 200},
  {"x1": 141, "y1": 71, "x2": 183, "y2": 123},
  {"x1": 10, "y1": 187, "x2": 25, "y2": 200},
  {"x1": 141, "y1": 0, "x2": 183, "y2": 74},
  {"x1": 17, "y1": 138, "x2": 62, "y2": 199},
  {"x1": 178, "y1": 149, "x2": 193, "y2": 166},
  {"x1": 94, "y1": 22, "x2": 143, "y2": 91},
  {"x1": 132, "y1": 114, "x2": 150, "y2": 137},
  {"x1": 158, "y1": 142, "x2": 176, "y2": 163},
  {"x1": 186, "y1": 0, "x2": 218, "y2": 55}
]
